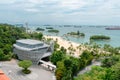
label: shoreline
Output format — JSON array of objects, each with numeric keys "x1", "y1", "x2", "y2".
[
  {"x1": 44, "y1": 35, "x2": 111, "y2": 57},
  {"x1": 31, "y1": 25, "x2": 120, "y2": 47},
  {"x1": 44, "y1": 35, "x2": 86, "y2": 57}
]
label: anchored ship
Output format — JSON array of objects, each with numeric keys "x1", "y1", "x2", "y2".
[{"x1": 105, "y1": 27, "x2": 120, "y2": 30}]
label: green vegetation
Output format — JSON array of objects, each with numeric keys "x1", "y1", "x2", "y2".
[
  {"x1": 0, "y1": 24, "x2": 30, "y2": 61},
  {"x1": 74, "y1": 55, "x2": 120, "y2": 80},
  {"x1": 36, "y1": 27, "x2": 45, "y2": 31},
  {"x1": 101, "y1": 55, "x2": 120, "y2": 67},
  {"x1": 46, "y1": 27, "x2": 53, "y2": 29},
  {"x1": 74, "y1": 46, "x2": 120, "y2": 80},
  {"x1": 90, "y1": 35, "x2": 110, "y2": 40},
  {"x1": 51, "y1": 40, "x2": 120, "y2": 80},
  {"x1": 111, "y1": 62, "x2": 120, "y2": 80},
  {"x1": 0, "y1": 24, "x2": 43, "y2": 61},
  {"x1": 48, "y1": 29, "x2": 59, "y2": 33},
  {"x1": 50, "y1": 45, "x2": 95, "y2": 80},
  {"x1": 74, "y1": 66, "x2": 111, "y2": 80},
  {"x1": 0, "y1": 49, "x2": 12, "y2": 61},
  {"x1": 1, "y1": 23, "x2": 120, "y2": 79},
  {"x1": 50, "y1": 50, "x2": 65, "y2": 65},
  {"x1": 67, "y1": 31, "x2": 85, "y2": 37},
  {"x1": 103, "y1": 44, "x2": 119, "y2": 54},
  {"x1": 54, "y1": 41, "x2": 60, "y2": 51},
  {"x1": 18, "y1": 60, "x2": 32, "y2": 74},
  {"x1": 30, "y1": 32, "x2": 43, "y2": 40}
]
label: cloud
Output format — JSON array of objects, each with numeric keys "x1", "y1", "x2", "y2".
[
  {"x1": 59, "y1": 0, "x2": 86, "y2": 10},
  {"x1": 25, "y1": 8, "x2": 40, "y2": 12},
  {"x1": 0, "y1": 0, "x2": 16, "y2": 4},
  {"x1": 0, "y1": 0, "x2": 120, "y2": 25}
]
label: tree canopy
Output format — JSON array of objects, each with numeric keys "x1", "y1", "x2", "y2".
[
  {"x1": 18, "y1": 60, "x2": 32, "y2": 69},
  {"x1": 0, "y1": 24, "x2": 30, "y2": 60},
  {"x1": 18, "y1": 60, "x2": 32, "y2": 74},
  {"x1": 0, "y1": 24, "x2": 43, "y2": 61}
]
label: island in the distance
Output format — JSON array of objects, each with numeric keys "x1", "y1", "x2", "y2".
[
  {"x1": 67, "y1": 31, "x2": 85, "y2": 37},
  {"x1": 90, "y1": 35, "x2": 110, "y2": 40},
  {"x1": 36, "y1": 27, "x2": 45, "y2": 31},
  {"x1": 46, "y1": 27, "x2": 54, "y2": 29},
  {"x1": 48, "y1": 29, "x2": 59, "y2": 33}
]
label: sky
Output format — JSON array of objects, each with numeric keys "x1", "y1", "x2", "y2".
[{"x1": 0, "y1": 0, "x2": 120, "y2": 25}]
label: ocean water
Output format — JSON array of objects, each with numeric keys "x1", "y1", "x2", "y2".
[{"x1": 30, "y1": 25, "x2": 120, "y2": 47}]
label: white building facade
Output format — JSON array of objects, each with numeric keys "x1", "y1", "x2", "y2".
[{"x1": 13, "y1": 39, "x2": 54, "y2": 64}]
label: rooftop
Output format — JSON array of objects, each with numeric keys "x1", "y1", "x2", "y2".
[
  {"x1": 16, "y1": 39, "x2": 43, "y2": 45},
  {"x1": 13, "y1": 43, "x2": 49, "y2": 51},
  {"x1": 14, "y1": 39, "x2": 49, "y2": 51},
  {"x1": 0, "y1": 70, "x2": 10, "y2": 80}
]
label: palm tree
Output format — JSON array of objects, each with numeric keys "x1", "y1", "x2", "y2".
[
  {"x1": 68, "y1": 44, "x2": 75, "y2": 55},
  {"x1": 77, "y1": 45, "x2": 82, "y2": 54}
]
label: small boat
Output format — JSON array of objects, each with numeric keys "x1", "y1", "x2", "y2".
[{"x1": 105, "y1": 27, "x2": 120, "y2": 30}]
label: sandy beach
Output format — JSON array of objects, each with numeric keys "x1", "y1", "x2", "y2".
[
  {"x1": 44, "y1": 35, "x2": 86, "y2": 57},
  {"x1": 44, "y1": 35, "x2": 110, "y2": 57}
]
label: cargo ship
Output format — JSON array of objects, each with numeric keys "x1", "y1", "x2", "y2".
[{"x1": 105, "y1": 27, "x2": 120, "y2": 30}]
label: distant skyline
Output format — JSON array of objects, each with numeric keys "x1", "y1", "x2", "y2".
[{"x1": 0, "y1": 0, "x2": 120, "y2": 25}]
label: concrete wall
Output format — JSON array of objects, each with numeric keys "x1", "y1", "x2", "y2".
[
  {"x1": 13, "y1": 48, "x2": 46, "y2": 64},
  {"x1": 13, "y1": 40, "x2": 54, "y2": 64}
]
